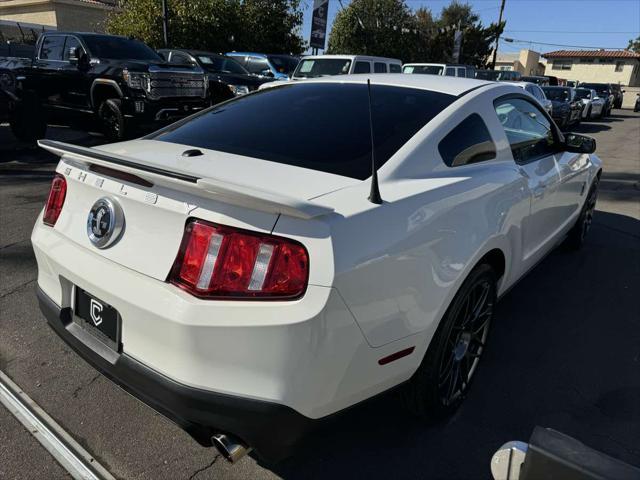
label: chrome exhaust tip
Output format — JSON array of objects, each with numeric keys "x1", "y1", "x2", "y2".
[{"x1": 211, "y1": 433, "x2": 251, "y2": 463}]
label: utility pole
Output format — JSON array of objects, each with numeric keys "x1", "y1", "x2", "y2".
[
  {"x1": 162, "y1": 0, "x2": 169, "y2": 48},
  {"x1": 491, "y1": 0, "x2": 506, "y2": 70}
]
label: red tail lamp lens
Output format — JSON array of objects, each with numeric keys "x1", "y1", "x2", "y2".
[
  {"x1": 170, "y1": 220, "x2": 309, "y2": 300},
  {"x1": 43, "y1": 174, "x2": 67, "y2": 226}
]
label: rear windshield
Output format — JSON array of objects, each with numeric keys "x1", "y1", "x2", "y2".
[
  {"x1": 82, "y1": 35, "x2": 161, "y2": 61},
  {"x1": 152, "y1": 83, "x2": 455, "y2": 180},
  {"x1": 403, "y1": 65, "x2": 444, "y2": 75},
  {"x1": 198, "y1": 55, "x2": 248, "y2": 75},
  {"x1": 293, "y1": 58, "x2": 351, "y2": 78},
  {"x1": 575, "y1": 89, "x2": 591, "y2": 99},
  {"x1": 580, "y1": 83, "x2": 609, "y2": 94},
  {"x1": 542, "y1": 87, "x2": 571, "y2": 102}
]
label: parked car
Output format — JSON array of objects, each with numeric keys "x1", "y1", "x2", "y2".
[
  {"x1": 574, "y1": 88, "x2": 605, "y2": 119},
  {"x1": 609, "y1": 83, "x2": 624, "y2": 109},
  {"x1": 403, "y1": 63, "x2": 476, "y2": 78},
  {"x1": 0, "y1": 32, "x2": 209, "y2": 142},
  {"x1": 503, "y1": 81, "x2": 552, "y2": 115},
  {"x1": 566, "y1": 80, "x2": 578, "y2": 87},
  {"x1": 579, "y1": 83, "x2": 614, "y2": 116},
  {"x1": 541, "y1": 86, "x2": 583, "y2": 129},
  {"x1": 34, "y1": 75, "x2": 601, "y2": 464},
  {"x1": 158, "y1": 49, "x2": 272, "y2": 103},
  {"x1": 225, "y1": 52, "x2": 299, "y2": 80},
  {"x1": 634, "y1": 93, "x2": 640, "y2": 112},
  {"x1": 520, "y1": 75, "x2": 550, "y2": 86},
  {"x1": 475, "y1": 70, "x2": 521, "y2": 81},
  {"x1": 291, "y1": 55, "x2": 402, "y2": 80},
  {"x1": 0, "y1": 68, "x2": 17, "y2": 123}
]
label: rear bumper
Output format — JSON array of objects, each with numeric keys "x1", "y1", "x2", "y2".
[{"x1": 37, "y1": 286, "x2": 316, "y2": 461}]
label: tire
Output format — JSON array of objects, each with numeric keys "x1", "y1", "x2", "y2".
[
  {"x1": 9, "y1": 94, "x2": 47, "y2": 143},
  {"x1": 566, "y1": 178, "x2": 599, "y2": 250},
  {"x1": 403, "y1": 263, "x2": 497, "y2": 421},
  {"x1": 98, "y1": 98, "x2": 126, "y2": 141}
]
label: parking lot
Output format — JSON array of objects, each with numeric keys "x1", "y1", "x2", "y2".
[{"x1": 1, "y1": 109, "x2": 639, "y2": 479}]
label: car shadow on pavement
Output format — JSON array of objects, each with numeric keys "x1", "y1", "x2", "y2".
[
  {"x1": 574, "y1": 123, "x2": 612, "y2": 134},
  {"x1": 268, "y1": 210, "x2": 640, "y2": 480}
]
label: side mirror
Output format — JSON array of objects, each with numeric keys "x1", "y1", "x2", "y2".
[
  {"x1": 621, "y1": 89, "x2": 625, "y2": 93},
  {"x1": 260, "y1": 69, "x2": 274, "y2": 78},
  {"x1": 564, "y1": 133, "x2": 596, "y2": 154}
]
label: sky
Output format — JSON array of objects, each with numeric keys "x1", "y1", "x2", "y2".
[{"x1": 300, "y1": 0, "x2": 640, "y2": 54}]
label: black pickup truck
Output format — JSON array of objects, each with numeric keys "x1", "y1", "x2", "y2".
[{"x1": 1, "y1": 32, "x2": 209, "y2": 142}]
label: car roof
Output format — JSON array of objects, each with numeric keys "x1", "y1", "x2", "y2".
[
  {"x1": 292, "y1": 74, "x2": 492, "y2": 96},
  {"x1": 300, "y1": 54, "x2": 401, "y2": 63},
  {"x1": 502, "y1": 81, "x2": 535, "y2": 88},
  {"x1": 162, "y1": 48, "x2": 225, "y2": 57},
  {"x1": 403, "y1": 63, "x2": 473, "y2": 67}
]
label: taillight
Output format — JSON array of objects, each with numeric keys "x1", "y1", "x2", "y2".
[
  {"x1": 43, "y1": 174, "x2": 67, "y2": 226},
  {"x1": 169, "y1": 219, "x2": 309, "y2": 300}
]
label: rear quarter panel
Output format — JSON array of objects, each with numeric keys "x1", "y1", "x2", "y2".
[{"x1": 276, "y1": 85, "x2": 531, "y2": 349}]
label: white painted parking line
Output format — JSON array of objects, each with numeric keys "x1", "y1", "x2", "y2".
[{"x1": 0, "y1": 370, "x2": 115, "y2": 480}]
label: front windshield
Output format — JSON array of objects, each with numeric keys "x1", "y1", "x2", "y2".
[
  {"x1": 197, "y1": 55, "x2": 248, "y2": 75},
  {"x1": 542, "y1": 87, "x2": 571, "y2": 102},
  {"x1": 268, "y1": 55, "x2": 298, "y2": 75},
  {"x1": 403, "y1": 65, "x2": 444, "y2": 75},
  {"x1": 293, "y1": 59, "x2": 351, "y2": 78},
  {"x1": 82, "y1": 35, "x2": 161, "y2": 61},
  {"x1": 575, "y1": 89, "x2": 591, "y2": 100}
]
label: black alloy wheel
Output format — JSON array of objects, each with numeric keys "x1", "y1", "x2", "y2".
[
  {"x1": 566, "y1": 179, "x2": 599, "y2": 250},
  {"x1": 403, "y1": 264, "x2": 497, "y2": 420},
  {"x1": 437, "y1": 276, "x2": 494, "y2": 407}
]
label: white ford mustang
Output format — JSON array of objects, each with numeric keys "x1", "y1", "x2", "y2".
[{"x1": 32, "y1": 75, "x2": 601, "y2": 463}]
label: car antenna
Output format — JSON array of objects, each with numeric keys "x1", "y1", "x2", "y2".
[{"x1": 366, "y1": 79, "x2": 383, "y2": 205}]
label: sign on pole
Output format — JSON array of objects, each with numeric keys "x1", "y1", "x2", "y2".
[{"x1": 310, "y1": 0, "x2": 329, "y2": 50}]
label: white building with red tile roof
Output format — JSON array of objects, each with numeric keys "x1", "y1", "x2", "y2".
[{"x1": 543, "y1": 50, "x2": 640, "y2": 86}]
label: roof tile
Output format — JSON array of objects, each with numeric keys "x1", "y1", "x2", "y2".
[{"x1": 543, "y1": 50, "x2": 640, "y2": 59}]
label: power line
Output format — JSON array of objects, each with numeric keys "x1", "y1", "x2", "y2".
[
  {"x1": 501, "y1": 37, "x2": 628, "y2": 50},
  {"x1": 505, "y1": 30, "x2": 639, "y2": 34}
]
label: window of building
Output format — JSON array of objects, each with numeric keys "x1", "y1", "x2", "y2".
[
  {"x1": 438, "y1": 114, "x2": 496, "y2": 167},
  {"x1": 615, "y1": 61, "x2": 625, "y2": 72},
  {"x1": 581, "y1": 58, "x2": 594, "y2": 63},
  {"x1": 552, "y1": 60, "x2": 572, "y2": 70}
]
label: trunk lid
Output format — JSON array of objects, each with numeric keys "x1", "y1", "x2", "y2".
[{"x1": 44, "y1": 139, "x2": 355, "y2": 281}]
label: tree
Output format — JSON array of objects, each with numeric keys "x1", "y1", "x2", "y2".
[
  {"x1": 106, "y1": 0, "x2": 304, "y2": 54},
  {"x1": 628, "y1": 36, "x2": 640, "y2": 53},
  {"x1": 327, "y1": 0, "x2": 418, "y2": 59},
  {"x1": 327, "y1": 0, "x2": 503, "y2": 66},
  {"x1": 426, "y1": 1, "x2": 504, "y2": 67}
]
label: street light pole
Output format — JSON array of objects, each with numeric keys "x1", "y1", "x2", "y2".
[
  {"x1": 491, "y1": 0, "x2": 506, "y2": 70},
  {"x1": 162, "y1": 0, "x2": 169, "y2": 48}
]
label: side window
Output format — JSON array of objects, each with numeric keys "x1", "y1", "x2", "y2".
[
  {"x1": 62, "y1": 36, "x2": 83, "y2": 61},
  {"x1": 439, "y1": 114, "x2": 496, "y2": 167},
  {"x1": 494, "y1": 97, "x2": 558, "y2": 164},
  {"x1": 457, "y1": 67, "x2": 466, "y2": 78},
  {"x1": 374, "y1": 62, "x2": 387, "y2": 73},
  {"x1": 389, "y1": 63, "x2": 401, "y2": 73},
  {"x1": 354, "y1": 61, "x2": 371, "y2": 74},
  {"x1": 445, "y1": 67, "x2": 456, "y2": 77},
  {"x1": 40, "y1": 35, "x2": 65, "y2": 60},
  {"x1": 246, "y1": 57, "x2": 269, "y2": 74}
]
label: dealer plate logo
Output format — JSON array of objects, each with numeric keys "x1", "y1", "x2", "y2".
[{"x1": 90, "y1": 298, "x2": 103, "y2": 326}]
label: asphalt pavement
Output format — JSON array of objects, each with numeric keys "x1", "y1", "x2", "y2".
[{"x1": 1, "y1": 111, "x2": 639, "y2": 479}]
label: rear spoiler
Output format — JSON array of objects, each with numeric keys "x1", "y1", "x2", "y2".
[{"x1": 38, "y1": 140, "x2": 334, "y2": 220}]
